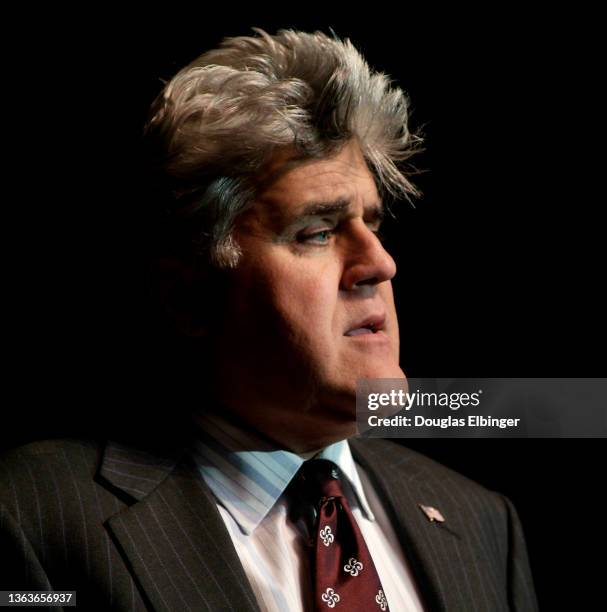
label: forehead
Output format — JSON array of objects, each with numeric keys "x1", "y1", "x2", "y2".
[{"x1": 254, "y1": 141, "x2": 381, "y2": 220}]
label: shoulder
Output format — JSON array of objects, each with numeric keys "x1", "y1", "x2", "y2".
[
  {"x1": 351, "y1": 438, "x2": 525, "y2": 565},
  {"x1": 1, "y1": 437, "x2": 100, "y2": 461},
  {"x1": 349, "y1": 442, "x2": 537, "y2": 609},
  {"x1": 0, "y1": 438, "x2": 100, "y2": 482},
  {"x1": 0, "y1": 439, "x2": 105, "y2": 522}
]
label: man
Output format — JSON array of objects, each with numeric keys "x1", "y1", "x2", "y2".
[{"x1": 0, "y1": 29, "x2": 538, "y2": 611}]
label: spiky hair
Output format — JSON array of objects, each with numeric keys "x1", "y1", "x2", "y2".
[{"x1": 145, "y1": 28, "x2": 422, "y2": 267}]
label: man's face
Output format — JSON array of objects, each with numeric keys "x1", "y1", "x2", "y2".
[{"x1": 212, "y1": 141, "x2": 405, "y2": 450}]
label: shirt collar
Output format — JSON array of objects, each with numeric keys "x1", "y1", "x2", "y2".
[{"x1": 190, "y1": 412, "x2": 375, "y2": 535}]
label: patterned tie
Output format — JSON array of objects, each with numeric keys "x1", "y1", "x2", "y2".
[{"x1": 296, "y1": 459, "x2": 390, "y2": 611}]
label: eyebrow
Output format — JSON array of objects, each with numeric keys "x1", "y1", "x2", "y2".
[{"x1": 298, "y1": 198, "x2": 384, "y2": 220}]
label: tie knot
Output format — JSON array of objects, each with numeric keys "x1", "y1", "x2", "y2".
[{"x1": 299, "y1": 459, "x2": 344, "y2": 501}]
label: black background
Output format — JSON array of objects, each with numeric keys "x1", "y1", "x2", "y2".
[{"x1": 4, "y1": 5, "x2": 604, "y2": 609}]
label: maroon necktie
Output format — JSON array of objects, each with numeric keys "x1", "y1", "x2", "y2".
[{"x1": 299, "y1": 459, "x2": 390, "y2": 611}]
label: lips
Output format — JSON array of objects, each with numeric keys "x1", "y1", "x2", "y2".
[
  {"x1": 346, "y1": 327, "x2": 374, "y2": 336},
  {"x1": 344, "y1": 314, "x2": 386, "y2": 337}
]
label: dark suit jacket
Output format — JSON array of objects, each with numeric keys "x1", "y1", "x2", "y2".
[{"x1": 0, "y1": 437, "x2": 538, "y2": 611}]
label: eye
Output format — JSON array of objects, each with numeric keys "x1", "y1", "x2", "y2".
[{"x1": 297, "y1": 228, "x2": 334, "y2": 245}]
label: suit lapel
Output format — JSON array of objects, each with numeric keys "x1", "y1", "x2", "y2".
[
  {"x1": 98, "y1": 440, "x2": 260, "y2": 612},
  {"x1": 350, "y1": 439, "x2": 496, "y2": 612}
]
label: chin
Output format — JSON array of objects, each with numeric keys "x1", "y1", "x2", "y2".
[
  {"x1": 358, "y1": 360, "x2": 405, "y2": 380},
  {"x1": 331, "y1": 363, "x2": 406, "y2": 402}
]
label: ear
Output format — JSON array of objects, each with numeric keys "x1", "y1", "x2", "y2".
[{"x1": 151, "y1": 256, "x2": 214, "y2": 338}]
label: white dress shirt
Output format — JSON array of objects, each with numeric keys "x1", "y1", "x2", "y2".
[{"x1": 190, "y1": 412, "x2": 425, "y2": 612}]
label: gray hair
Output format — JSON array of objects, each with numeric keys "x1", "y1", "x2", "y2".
[{"x1": 144, "y1": 28, "x2": 422, "y2": 267}]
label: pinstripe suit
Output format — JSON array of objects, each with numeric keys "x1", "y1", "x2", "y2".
[{"x1": 0, "y1": 437, "x2": 538, "y2": 611}]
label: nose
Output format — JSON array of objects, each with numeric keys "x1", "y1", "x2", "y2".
[{"x1": 340, "y1": 223, "x2": 397, "y2": 291}]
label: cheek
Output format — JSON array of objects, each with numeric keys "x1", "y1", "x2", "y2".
[
  {"x1": 244, "y1": 259, "x2": 341, "y2": 379},
  {"x1": 378, "y1": 283, "x2": 400, "y2": 344},
  {"x1": 387, "y1": 291, "x2": 399, "y2": 328},
  {"x1": 270, "y1": 266, "x2": 338, "y2": 335},
  {"x1": 246, "y1": 255, "x2": 340, "y2": 357}
]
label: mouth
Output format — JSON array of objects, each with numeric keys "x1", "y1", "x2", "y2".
[{"x1": 344, "y1": 314, "x2": 386, "y2": 337}]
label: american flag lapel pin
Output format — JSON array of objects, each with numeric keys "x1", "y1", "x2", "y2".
[{"x1": 419, "y1": 504, "x2": 445, "y2": 523}]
